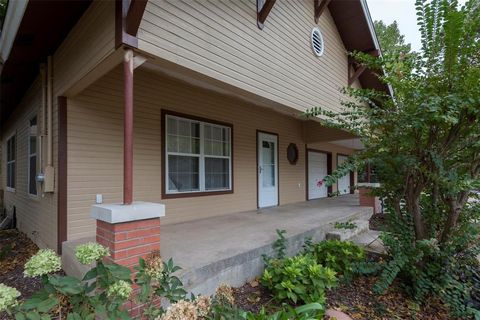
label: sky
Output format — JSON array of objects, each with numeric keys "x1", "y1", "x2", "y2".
[{"x1": 366, "y1": 0, "x2": 467, "y2": 52}]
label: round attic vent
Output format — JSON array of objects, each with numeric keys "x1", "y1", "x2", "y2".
[{"x1": 311, "y1": 27, "x2": 325, "y2": 57}]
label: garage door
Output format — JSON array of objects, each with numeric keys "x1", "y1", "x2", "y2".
[
  {"x1": 337, "y1": 155, "x2": 350, "y2": 195},
  {"x1": 308, "y1": 151, "x2": 329, "y2": 200}
]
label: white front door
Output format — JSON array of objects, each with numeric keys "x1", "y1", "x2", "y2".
[
  {"x1": 337, "y1": 155, "x2": 350, "y2": 195},
  {"x1": 258, "y1": 132, "x2": 278, "y2": 208},
  {"x1": 308, "y1": 151, "x2": 328, "y2": 200}
]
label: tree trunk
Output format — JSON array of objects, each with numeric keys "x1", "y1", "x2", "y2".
[{"x1": 406, "y1": 179, "x2": 426, "y2": 240}]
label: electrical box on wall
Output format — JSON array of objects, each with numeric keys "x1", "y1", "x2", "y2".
[{"x1": 44, "y1": 166, "x2": 55, "y2": 192}]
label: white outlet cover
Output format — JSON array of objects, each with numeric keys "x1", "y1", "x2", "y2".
[{"x1": 96, "y1": 194, "x2": 103, "y2": 204}]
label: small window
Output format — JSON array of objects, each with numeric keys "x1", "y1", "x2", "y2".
[
  {"x1": 28, "y1": 117, "x2": 38, "y2": 196},
  {"x1": 165, "y1": 114, "x2": 232, "y2": 195},
  {"x1": 6, "y1": 134, "x2": 16, "y2": 190},
  {"x1": 311, "y1": 27, "x2": 325, "y2": 57}
]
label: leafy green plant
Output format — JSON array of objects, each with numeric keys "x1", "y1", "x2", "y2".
[
  {"x1": 261, "y1": 254, "x2": 337, "y2": 307},
  {"x1": 135, "y1": 251, "x2": 187, "y2": 319},
  {"x1": 334, "y1": 221, "x2": 357, "y2": 230},
  {"x1": 310, "y1": 240, "x2": 365, "y2": 277}
]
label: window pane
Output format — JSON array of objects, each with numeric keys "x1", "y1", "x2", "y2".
[
  {"x1": 11, "y1": 136, "x2": 15, "y2": 160},
  {"x1": 29, "y1": 156, "x2": 37, "y2": 195},
  {"x1": 167, "y1": 117, "x2": 177, "y2": 135},
  {"x1": 205, "y1": 158, "x2": 230, "y2": 190},
  {"x1": 29, "y1": 137, "x2": 36, "y2": 155},
  {"x1": 204, "y1": 125, "x2": 230, "y2": 157},
  {"x1": 167, "y1": 134, "x2": 178, "y2": 152},
  {"x1": 168, "y1": 155, "x2": 199, "y2": 192}
]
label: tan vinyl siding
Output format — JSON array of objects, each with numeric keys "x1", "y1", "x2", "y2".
[
  {"x1": 2, "y1": 77, "x2": 58, "y2": 249},
  {"x1": 67, "y1": 67, "x2": 312, "y2": 240},
  {"x1": 53, "y1": 0, "x2": 115, "y2": 96},
  {"x1": 138, "y1": 0, "x2": 350, "y2": 115},
  {"x1": 66, "y1": 67, "x2": 357, "y2": 241}
]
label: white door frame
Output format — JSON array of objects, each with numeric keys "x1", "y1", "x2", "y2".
[{"x1": 257, "y1": 131, "x2": 279, "y2": 208}]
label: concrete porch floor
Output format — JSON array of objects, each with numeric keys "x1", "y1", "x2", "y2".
[{"x1": 160, "y1": 194, "x2": 372, "y2": 295}]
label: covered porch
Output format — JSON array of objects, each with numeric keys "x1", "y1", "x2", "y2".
[{"x1": 160, "y1": 194, "x2": 371, "y2": 295}]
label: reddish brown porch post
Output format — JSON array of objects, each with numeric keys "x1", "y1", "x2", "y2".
[{"x1": 124, "y1": 49, "x2": 134, "y2": 205}]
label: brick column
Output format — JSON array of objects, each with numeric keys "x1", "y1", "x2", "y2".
[
  {"x1": 96, "y1": 218, "x2": 160, "y2": 267},
  {"x1": 91, "y1": 202, "x2": 165, "y2": 268},
  {"x1": 358, "y1": 183, "x2": 382, "y2": 214}
]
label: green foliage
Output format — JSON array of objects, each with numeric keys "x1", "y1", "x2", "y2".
[
  {"x1": 309, "y1": 240, "x2": 365, "y2": 277},
  {"x1": 305, "y1": 0, "x2": 480, "y2": 316},
  {"x1": 261, "y1": 254, "x2": 337, "y2": 307},
  {"x1": 334, "y1": 221, "x2": 357, "y2": 230},
  {"x1": 374, "y1": 20, "x2": 412, "y2": 55},
  {"x1": 135, "y1": 255, "x2": 187, "y2": 319},
  {"x1": 208, "y1": 301, "x2": 324, "y2": 320}
]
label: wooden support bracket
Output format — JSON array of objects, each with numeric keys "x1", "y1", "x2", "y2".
[
  {"x1": 125, "y1": 0, "x2": 148, "y2": 36},
  {"x1": 348, "y1": 64, "x2": 366, "y2": 86},
  {"x1": 314, "y1": 0, "x2": 331, "y2": 23},
  {"x1": 347, "y1": 50, "x2": 379, "y2": 86},
  {"x1": 257, "y1": 0, "x2": 277, "y2": 30}
]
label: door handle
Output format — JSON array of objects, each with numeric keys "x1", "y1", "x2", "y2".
[{"x1": 258, "y1": 166, "x2": 263, "y2": 174}]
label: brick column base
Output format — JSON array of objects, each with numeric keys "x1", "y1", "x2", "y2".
[
  {"x1": 359, "y1": 186, "x2": 382, "y2": 214},
  {"x1": 96, "y1": 218, "x2": 161, "y2": 267}
]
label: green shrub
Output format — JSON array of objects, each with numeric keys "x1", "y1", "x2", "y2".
[
  {"x1": 310, "y1": 240, "x2": 365, "y2": 276},
  {"x1": 261, "y1": 254, "x2": 337, "y2": 306}
]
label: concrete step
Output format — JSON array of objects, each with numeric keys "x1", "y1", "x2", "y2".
[
  {"x1": 350, "y1": 230, "x2": 385, "y2": 254},
  {"x1": 325, "y1": 219, "x2": 370, "y2": 241}
]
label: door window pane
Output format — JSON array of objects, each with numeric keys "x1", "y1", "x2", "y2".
[{"x1": 262, "y1": 141, "x2": 275, "y2": 187}]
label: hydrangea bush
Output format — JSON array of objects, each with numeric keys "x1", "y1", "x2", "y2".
[
  {"x1": 0, "y1": 283, "x2": 20, "y2": 314},
  {"x1": 75, "y1": 242, "x2": 110, "y2": 265},
  {"x1": 23, "y1": 249, "x2": 62, "y2": 277}
]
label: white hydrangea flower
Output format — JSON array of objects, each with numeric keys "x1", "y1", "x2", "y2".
[
  {"x1": 106, "y1": 280, "x2": 132, "y2": 300},
  {"x1": 0, "y1": 284, "x2": 20, "y2": 312},
  {"x1": 75, "y1": 242, "x2": 110, "y2": 265},
  {"x1": 24, "y1": 249, "x2": 62, "y2": 278},
  {"x1": 158, "y1": 300, "x2": 198, "y2": 320}
]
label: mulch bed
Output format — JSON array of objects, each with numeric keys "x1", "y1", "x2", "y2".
[
  {"x1": 0, "y1": 229, "x2": 66, "y2": 320},
  {"x1": 326, "y1": 276, "x2": 453, "y2": 320},
  {"x1": 233, "y1": 275, "x2": 455, "y2": 319},
  {"x1": 0, "y1": 229, "x2": 42, "y2": 299}
]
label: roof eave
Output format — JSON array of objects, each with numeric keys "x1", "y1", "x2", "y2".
[{"x1": 0, "y1": 0, "x2": 28, "y2": 65}]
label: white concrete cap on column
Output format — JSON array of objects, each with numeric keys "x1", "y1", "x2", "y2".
[
  {"x1": 91, "y1": 201, "x2": 165, "y2": 224},
  {"x1": 357, "y1": 183, "x2": 381, "y2": 188}
]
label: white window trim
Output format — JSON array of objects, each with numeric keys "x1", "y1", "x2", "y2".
[
  {"x1": 6, "y1": 132, "x2": 16, "y2": 192},
  {"x1": 28, "y1": 116, "x2": 38, "y2": 197},
  {"x1": 165, "y1": 114, "x2": 232, "y2": 194}
]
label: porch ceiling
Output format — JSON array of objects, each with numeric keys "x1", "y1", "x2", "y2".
[{"x1": 304, "y1": 119, "x2": 358, "y2": 144}]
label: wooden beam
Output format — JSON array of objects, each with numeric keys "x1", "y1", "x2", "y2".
[
  {"x1": 314, "y1": 0, "x2": 331, "y2": 23},
  {"x1": 257, "y1": 0, "x2": 277, "y2": 30},
  {"x1": 125, "y1": 0, "x2": 148, "y2": 36},
  {"x1": 348, "y1": 64, "x2": 366, "y2": 86}
]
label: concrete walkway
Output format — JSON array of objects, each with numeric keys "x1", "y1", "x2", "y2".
[{"x1": 160, "y1": 195, "x2": 372, "y2": 295}]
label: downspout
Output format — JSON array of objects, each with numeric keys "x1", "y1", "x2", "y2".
[
  {"x1": 47, "y1": 56, "x2": 53, "y2": 168},
  {"x1": 44, "y1": 56, "x2": 55, "y2": 192},
  {"x1": 39, "y1": 63, "x2": 46, "y2": 178}
]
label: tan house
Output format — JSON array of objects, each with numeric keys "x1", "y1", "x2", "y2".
[{"x1": 0, "y1": 0, "x2": 387, "y2": 282}]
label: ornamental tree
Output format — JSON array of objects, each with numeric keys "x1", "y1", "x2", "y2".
[{"x1": 307, "y1": 0, "x2": 480, "y2": 315}]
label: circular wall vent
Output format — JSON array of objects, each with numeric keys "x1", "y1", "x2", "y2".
[{"x1": 311, "y1": 27, "x2": 325, "y2": 57}]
